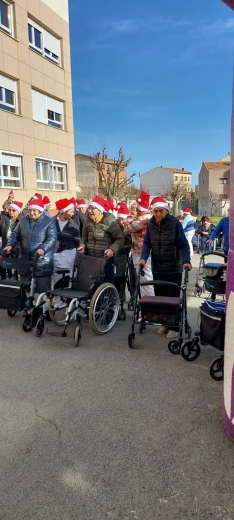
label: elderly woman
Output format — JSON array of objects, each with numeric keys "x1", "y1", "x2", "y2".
[
  {"x1": 4, "y1": 198, "x2": 57, "y2": 293},
  {"x1": 0, "y1": 200, "x2": 22, "y2": 278}
]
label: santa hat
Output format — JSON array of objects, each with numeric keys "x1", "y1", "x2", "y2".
[
  {"x1": 116, "y1": 202, "x2": 129, "y2": 218},
  {"x1": 28, "y1": 199, "x2": 44, "y2": 212},
  {"x1": 136, "y1": 190, "x2": 150, "y2": 212},
  {"x1": 108, "y1": 200, "x2": 115, "y2": 212},
  {"x1": 9, "y1": 200, "x2": 23, "y2": 213},
  {"x1": 42, "y1": 196, "x2": 51, "y2": 207},
  {"x1": 8, "y1": 190, "x2": 14, "y2": 196},
  {"x1": 205, "y1": 217, "x2": 211, "y2": 223},
  {"x1": 89, "y1": 195, "x2": 105, "y2": 213},
  {"x1": 103, "y1": 200, "x2": 111, "y2": 212},
  {"x1": 55, "y1": 198, "x2": 74, "y2": 214},
  {"x1": 34, "y1": 193, "x2": 43, "y2": 200},
  {"x1": 184, "y1": 207, "x2": 192, "y2": 214},
  {"x1": 151, "y1": 196, "x2": 169, "y2": 210},
  {"x1": 76, "y1": 198, "x2": 87, "y2": 208}
]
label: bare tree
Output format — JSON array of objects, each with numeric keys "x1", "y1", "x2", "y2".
[
  {"x1": 202, "y1": 191, "x2": 229, "y2": 216},
  {"x1": 90, "y1": 146, "x2": 134, "y2": 199},
  {"x1": 163, "y1": 181, "x2": 188, "y2": 216}
]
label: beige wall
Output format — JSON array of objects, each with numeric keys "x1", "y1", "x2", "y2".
[
  {"x1": 199, "y1": 164, "x2": 230, "y2": 214},
  {"x1": 41, "y1": 0, "x2": 69, "y2": 22},
  {"x1": 0, "y1": 0, "x2": 75, "y2": 208}
]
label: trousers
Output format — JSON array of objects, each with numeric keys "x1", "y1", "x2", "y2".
[{"x1": 132, "y1": 254, "x2": 154, "y2": 297}]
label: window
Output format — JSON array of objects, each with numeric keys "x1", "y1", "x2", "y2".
[
  {"x1": 219, "y1": 194, "x2": 228, "y2": 200},
  {"x1": 184, "y1": 176, "x2": 187, "y2": 181},
  {"x1": 36, "y1": 158, "x2": 67, "y2": 190},
  {"x1": 219, "y1": 178, "x2": 228, "y2": 184},
  {"x1": 0, "y1": 73, "x2": 17, "y2": 113},
  {"x1": 0, "y1": 0, "x2": 13, "y2": 36},
  {"x1": 0, "y1": 152, "x2": 23, "y2": 187},
  {"x1": 28, "y1": 18, "x2": 61, "y2": 65},
  {"x1": 181, "y1": 176, "x2": 183, "y2": 181},
  {"x1": 32, "y1": 89, "x2": 64, "y2": 129},
  {"x1": 174, "y1": 175, "x2": 177, "y2": 181}
]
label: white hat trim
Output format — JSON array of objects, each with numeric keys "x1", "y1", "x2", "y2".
[
  {"x1": 9, "y1": 203, "x2": 22, "y2": 212},
  {"x1": 136, "y1": 202, "x2": 149, "y2": 212},
  {"x1": 117, "y1": 212, "x2": 129, "y2": 218},
  {"x1": 152, "y1": 201, "x2": 169, "y2": 210},
  {"x1": 77, "y1": 203, "x2": 87, "y2": 208},
  {"x1": 58, "y1": 202, "x2": 74, "y2": 214},
  {"x1": 28, "y1": 204, "x2": 44, "y2": 212},
  {"x1": 89, "y1": 201, "x2": 104, "y2": 213}
]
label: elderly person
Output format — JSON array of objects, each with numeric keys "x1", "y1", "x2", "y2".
[
  {"x1": 0, "y1": 200, "x2": 23, "y2": 278},
  {"x1": 53, "y1": 198, "x2": 80, "y2": 286},
  {"x1": 182, "y1": 207, "x2": 195, "y2": 257},
  {"x1": 0, "y1": 200, "x2": 11, "y2": 219},
  {"x1": 207, "y1": 208, "x2": 230, "y2": 261},
  {"x1": 77, "y1": 195, "x2": 124, "y2": 283},
  {"x1": 139, "y1": 196, "x2": 192, "y2": 339},
  {"x1": 199, "y1": 218, "x2": 214, "y2": 253},
  {"x1": 4, "y1": 198, "x2": 57, "y2": 293},
  {"x1": 124, "y1": 190, "x2": 154, "y2": 297}
]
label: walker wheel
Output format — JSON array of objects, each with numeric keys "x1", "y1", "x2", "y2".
[
  {"x1": 22, "y1": 315, "x2": 32, "y2": 332},
  {"x1": 210, "y1": 356, "x2": 224, "y2": 381},
  {"x1": 128, "y1": 301, "x2": 134, "y2": 311},
  {"x1": 74, "y1": 324, "x2": 82, "y2": 347},
  {"x1": 33, "y1": 316, "x2": 45, "y2": 337},
  {"x1": 168, "y1": 340, "x2": 181, "y2": 355},
  {"x1": 194, "y1": 286, "x2": 202, "y2": 297},
  {"x1": 7, "y1": 309, "x2": 17, "y2": 318},
  {"x1": 139, "y1": 322, "x2": 146, "y2": 334},
  {"x1": 181, "y1": 340, "x2": 201, "y2": 361},
  {"x1": 128, "y1": 332, "x2": 135, "y2": 349}
]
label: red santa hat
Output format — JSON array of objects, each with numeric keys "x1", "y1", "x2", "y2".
[
  {"x1": 76, "y1": 198, "x2": 87, "y2": 208},
  {"x1": 89, "y1": 195, "x2": 105, "y2": 213},
  {"x1": 9, "y1": 200, "x2": 23, "y2": 213},
  {"x1": 205, "y1": 217, "x2": 211, "y2": 223},
  {"x1": 55, "y1": 198, "x2": 74, "y2": 214},
  {"x1": 42, "y1": 196, "x2": 51, "y2": 207},
  {"x1": 151, "y1": 196, "x2": 169, "y2": 210},
  {"x1": 8, "y1": 190, "x2": 14, "y2": 196},
  {"x1": 136, "y1": 190, "x2": 150, "y2": 212},
  {"x1": 116, "y1": 202, "x2": 129, "y2": 218},
  {"x1": 184, "y1": 207, "x2": 192, "y2": 214},
  {"x1": 28, "y1": 199, "x2": 44, "y2": 212}
]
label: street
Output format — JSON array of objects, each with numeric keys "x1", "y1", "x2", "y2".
[{"x1": 1, "y1": 253, "x2": 234, "y2": 520}]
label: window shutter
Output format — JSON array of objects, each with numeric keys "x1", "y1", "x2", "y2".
[
  {"x1": 2, "y1": 154, "x2": 22, "y2": 167},
  {"x1": 0, "y1": 73, "x2": 15, "y2": 92},
  {"x1": 44, "y1": 29, "x2": 61, "y2": 60},
  {"x1": 32, "y1": 89, "x2": 47, "y2": 124}
]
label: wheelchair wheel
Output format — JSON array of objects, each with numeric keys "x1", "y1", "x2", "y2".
[
  {"x1": 168, "y1": 340, "x2": 181, "y2": 355},
  {"x1": 89, "y1": 283, "x2": 119, "y2": 335},
  {"x1": 33, "y1": 316, "x2": 45, "y2": 337},
  {"x1": 7, "y1": 309, "x2": 17, "y2": 317},
  {"x1": 181, "y1": 340, "x2": 201, "y2": 361},
  {"x1": 22, "y1": 315, "x2": 32, "y2": 333},
  {"x1": 74, "y1": 324, "x2": 82, "y2": 347},
  {"x1": 210, "y1": 356, "x2": 224, "y2": 381},
  {"x1": 47, "y1": 299, "x2": 67, "y2": 326}
]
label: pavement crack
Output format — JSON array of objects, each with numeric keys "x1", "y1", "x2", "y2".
[{"x1": 35, "y1": 408, "x2": 62, "y2": 442}]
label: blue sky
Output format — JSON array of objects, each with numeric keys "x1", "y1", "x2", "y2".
[{"x1": 69, "y1": 0, "x2": 234, "y2": 187}]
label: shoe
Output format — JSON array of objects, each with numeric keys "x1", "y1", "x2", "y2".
[
  {"x1": 157, "y1": 326, "x2": 168, "y2": 335},
  {"x1": 166, "y1": 330, "x2": 178, "y2": 339}
]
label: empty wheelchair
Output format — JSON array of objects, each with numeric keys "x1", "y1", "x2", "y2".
[{"x1": 35, "y1": 253, "x2": 120, "y2": 346}]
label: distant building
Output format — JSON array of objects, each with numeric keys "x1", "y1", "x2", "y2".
[
  {"x1": 140, "y1": 165, "x2": 192, "y2": 202},
  {"x1": 198, "y1": 154, "x2": 230, "y2": 215},
  {"x1": 75, "y1": 153, "x2": 128, "y2": 196}
]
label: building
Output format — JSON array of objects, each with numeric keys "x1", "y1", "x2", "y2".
[
  {"x1": 198, "y1": 154, "x2": 230, "y2": 215},
  {"x1": 0, "y1": 0, "x2": 76, "y2": 207},
  {"x1": 140, "y1": 165, "x2": 192, "y2": 201},
  {"x1": 75, "y1": 153, "x2": 128, "y2": 196}
]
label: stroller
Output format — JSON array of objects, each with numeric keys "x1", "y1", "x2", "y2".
[
  {"x1": 194, "y1": 251, "x2": 226, "y2": 297},
  {"x1": 180, "y1": 299, "x2": 226, "y2": 381},
  {"x1": 128, "y1": 266, "x2": 191, "y2": 350}
]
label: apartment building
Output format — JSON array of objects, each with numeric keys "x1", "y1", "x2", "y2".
[
  {"x1": 140, "y1": 165, "x2": 192, "y2": 200},
  {"x1": 75, "y1": 153, "x2": 128, "y2": 196},
  {"x1": 0, "y1": 0, "x2": 76, "y2": 207},
  {"x1": 198, "y1": 154, "x2": 230, "y2": 215}
]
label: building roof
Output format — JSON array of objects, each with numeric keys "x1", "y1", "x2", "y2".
[
  {"x1": 162, "y1": 166, "x2": 192, "y2": 174},
  {"x1": 76, "y1": 153, "x2": 118, "y2": 165},
  {"x1": 203, "y1": 161, "x2": 230, "y2": 171}
]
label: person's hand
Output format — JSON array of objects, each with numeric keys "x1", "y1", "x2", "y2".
[
  {"x1": 183, "y1": 263, "x2": 192, "y2": 271},
  {"x1": 206, "y1": 239, "x2": 212, "y2": 244},
  {"x1": 3, "y1": 246, "x2": 12, "y2": 252},
  {"x1": 77, "y1": 246, "x2": 85, "y2": 254},
  {"x1": 104, "y1": 248, "x2": 114, "y2": 258},
  {"x1": 138, "y1": 259, "x2": 146, "y2": 266},
  {"x1": 37, "y1": 248, "x2": 44, "y2": 256}
]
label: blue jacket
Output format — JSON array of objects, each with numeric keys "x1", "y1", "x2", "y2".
[
  {"x1": 210, "y1": 217, "x2": 230, "y2": 253},
  {"x1": 8, "y1": 213, "x2": 57, "y2": 276},
  {"x1": 183, "y1": 214, "x2": 195, "y2": 233}
]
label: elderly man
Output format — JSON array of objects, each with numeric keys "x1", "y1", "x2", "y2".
[
  {"x1": 207, "y1": 208, "x2": 230, "y2": 260},
  {"x1": 4, "y1": 198, "x2": 57, "y2": 293},
  {"x1": 139, "y1": 196, "x2": 192, "y2": 338}
]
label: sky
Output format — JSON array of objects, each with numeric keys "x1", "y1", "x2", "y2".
[{"x1": 68, "y1": 0, "x2": 234, "y2": 188}]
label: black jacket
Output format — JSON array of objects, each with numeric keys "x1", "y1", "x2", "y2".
[
  {"x1": 53, "y1": 217, "x2": 80, "y2": 252},
  {"x1": 0, "y1": 215, "x2": 20, "y2": 251},
  {"x1": 72, "y1": 210, "x2": 85, "y2": 235}
]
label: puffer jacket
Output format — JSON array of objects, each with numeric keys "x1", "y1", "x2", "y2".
[
  {"x1": 81, "y1": 212, "x2": 124, "y2": 258},
  {"x1": 7, "y1": 213, "x2": 57, "y2": 276},
  {"x1": 0, "y1": 214, "x2": 20, "y2": 250}
]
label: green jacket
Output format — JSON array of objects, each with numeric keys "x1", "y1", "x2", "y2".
[{"x1": 81, "y1": 213, "x2": 124, "y2": 258}]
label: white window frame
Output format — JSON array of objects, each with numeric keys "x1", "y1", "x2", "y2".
[
  {"x1": 0, "y1": 0, "x2": 13, "y2": 37},
  {"x1": 0, "y1": 151, "x2": 23, "y2": 188},
  {"x1": 36, "y1": 157, "x2": 67, "y2": 191},
  {"x1": 32, "y1": 89, "x2": 64, "y2": 129},
  {"x1": 28, "y1": 17, "x2": 61, "y2": 66},
  {"x1": 0, "y1": 73, "x2": 17, "y2": 114}
]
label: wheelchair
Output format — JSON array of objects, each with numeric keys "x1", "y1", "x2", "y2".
[{"x1": 34, "y1": 253, "x2": 120, "y2": 347}]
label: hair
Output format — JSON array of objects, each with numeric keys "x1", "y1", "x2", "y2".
[{"x1": 2, "y1": 200, "x2": 11, "y2": 209}]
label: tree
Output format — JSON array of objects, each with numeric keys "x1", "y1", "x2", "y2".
[
  {"x1": 90, "y1": 146, "x2": 135, "y2": 199},
  {"x1": 202, "y1": 191, "x2": 229, "y2": 216},
  {"x1": 162, "y1": 181, "x2": 188, "y2": 216}
]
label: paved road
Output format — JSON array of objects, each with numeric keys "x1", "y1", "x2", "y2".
[{"x1": 1, "y1": 252, "x2": 234, "y2": 520}]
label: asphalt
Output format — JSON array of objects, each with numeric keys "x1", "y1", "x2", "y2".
[{"x1": 1, "y1": 251, "x2": 234, "y2": 520}]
